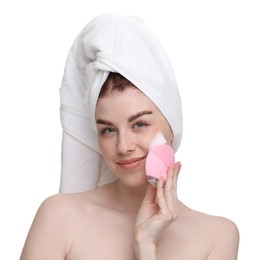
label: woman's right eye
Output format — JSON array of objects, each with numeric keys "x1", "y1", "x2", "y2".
[{"x1": 100, "y1": 127, "x2": 116, "y2": 136}]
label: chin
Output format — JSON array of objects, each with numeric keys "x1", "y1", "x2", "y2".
[{"x1": 121, "y1": 175, "x2": 148, "y2": 188}]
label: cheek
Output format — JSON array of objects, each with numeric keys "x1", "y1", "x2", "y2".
[
  {"x1": 162, "y1": 127, "x2": 173, "y2": 145},
  {"x1": 138, "y1": 135, "x2": 153, "y2": 150},
  {"x1": 141, "y1": 130, "x2": 164, "y2": 149},
  {"x1": 98, "y1": 138, "x2": 113, "y2": 160}
]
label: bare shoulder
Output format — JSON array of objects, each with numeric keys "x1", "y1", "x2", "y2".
[
  {"x1": 204, "y1": 213, "x2": 239, "y2": 237},
  {"x1": 20, "y1": 191, "x2": 97, "y2": 260},
  {"x1": 39, "y1": 192, "x2": 91, "y2": 213},
  {"x1": 28, "y1": 192, "x2": 84, "y2": 230},
  {"x1": 35, "y1": 189, "x2": 105, "y2": 225},
  {"x1": 205, "y1": 214, "x2": 239, "y2": 259},
  {"x1": 186, "y1": 207, "x2": 240, "y2": 259}
]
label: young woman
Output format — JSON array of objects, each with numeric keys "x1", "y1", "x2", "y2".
[{"x1": 20, "y1": 14, "x2": 239, "y2": 260}]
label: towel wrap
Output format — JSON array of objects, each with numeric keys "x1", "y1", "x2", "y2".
[{"x1": 59, "y1": 14, "x2": 182, "y2": 193}]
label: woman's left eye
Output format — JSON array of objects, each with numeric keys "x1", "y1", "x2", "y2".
[{"x1": 133, "y1": 121, "x2": 148, "y2": 129}]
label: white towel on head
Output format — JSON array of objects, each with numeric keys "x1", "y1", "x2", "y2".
[{"x1": 59, "y1": 14, "x2": 182, "y2": 193}]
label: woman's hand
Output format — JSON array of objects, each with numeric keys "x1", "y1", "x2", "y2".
[{"x1": 135, "y1": 161, "x2": 182, "y2": 249}]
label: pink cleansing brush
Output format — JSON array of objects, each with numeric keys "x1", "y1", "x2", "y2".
[{"x1": 145, "y1": 133, "x2": 175, "y2": 187}]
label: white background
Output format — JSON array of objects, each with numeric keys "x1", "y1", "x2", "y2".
[{"x1": 0, "y1": 0, "x2": 261, "y2": 259}]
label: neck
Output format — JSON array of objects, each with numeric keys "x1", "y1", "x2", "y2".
[{"x1": 112, "y1": 179, "x2": 148, "y2": 214}]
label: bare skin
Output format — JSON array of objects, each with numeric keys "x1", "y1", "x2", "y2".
[{"x1": 20, "y1": 88, "x2": 239, "y2": 259}]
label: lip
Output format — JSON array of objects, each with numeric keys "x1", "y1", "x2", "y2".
[{"x1": 117, "y1": 156, "x2": 146, "y2": 170}]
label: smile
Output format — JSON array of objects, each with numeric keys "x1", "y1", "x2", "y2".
[{"x1": 117, "y1": 157, "x2": 146, "y2": 170}]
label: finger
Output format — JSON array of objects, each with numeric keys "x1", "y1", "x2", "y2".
[
  {"x1": 164, "y1": 164, "x2": 176, "y2": 212},
  {"x1": 165, "y1": 162, "x2": 182, "y2": 218},
  {"x1": 168, "y1": 161, "x2": 182, "y2": 197},
  {"x1": 155, "y1": 177, "x2": 172, "y2": 219}
]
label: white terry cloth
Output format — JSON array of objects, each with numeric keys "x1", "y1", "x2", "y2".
[{"x1": 59, "y1": 14, "x2": 183, "y2": 193}]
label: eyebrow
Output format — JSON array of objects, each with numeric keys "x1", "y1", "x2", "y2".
[
  {"x1": 96, "y1": 110, "x2": 153, "y2": 125},
  {"x1": 96, "y1": 119, "x2": 114, "y2": 126},
  {"x1": 127, "y1": 110, "x2": 153, "y2": 122}
]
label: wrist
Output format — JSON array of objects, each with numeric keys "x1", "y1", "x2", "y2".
[
  {"x1": 135, "y1": 233, "x2": 156, "y2": 260},
  {"x1": 134, "y1": 240, "x2": 157, "y2": 260}
]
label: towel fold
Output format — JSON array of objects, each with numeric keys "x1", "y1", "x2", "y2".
[{"x1": 59, "y1": 14, "x2": 182, "y2": 193}]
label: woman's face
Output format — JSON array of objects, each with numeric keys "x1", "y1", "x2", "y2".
[{"x1": 95, "y1": 87, "x2": 173, "y2": 187}]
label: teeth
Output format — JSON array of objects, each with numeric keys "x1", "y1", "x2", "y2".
[{"x1": 147, "y1": 176, "x2": 159, "y2": 187}]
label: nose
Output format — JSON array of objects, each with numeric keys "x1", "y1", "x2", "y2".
[{"x1": 117, "y1": 131, "x2": 135, "y2": 154}]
